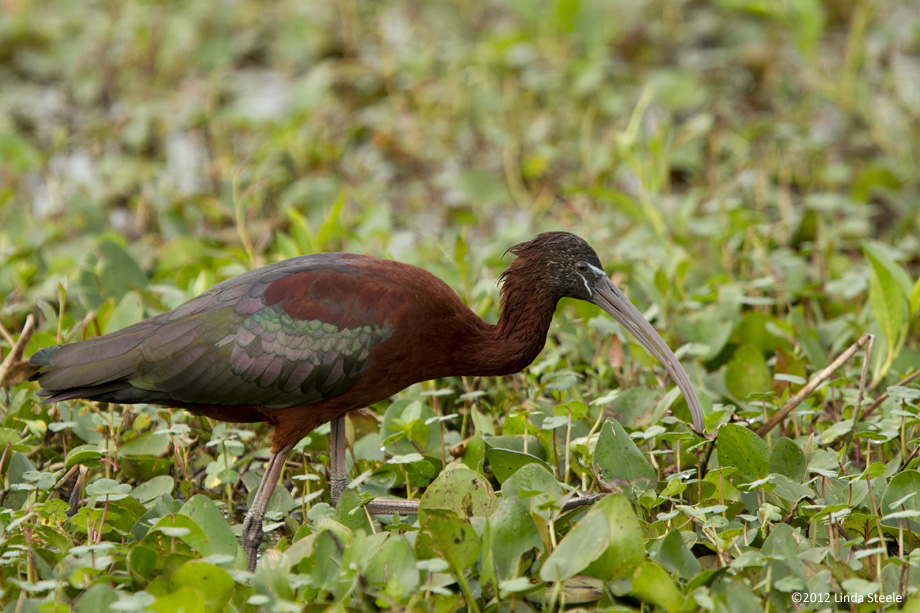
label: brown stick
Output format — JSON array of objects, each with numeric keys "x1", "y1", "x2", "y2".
[
  {"x1": 0, "y1": 320, "x2": 15, "y2": 347},
  {"x1": 842, "y1": 334, "x2": 875, "y2": 453},
  {"x1": 0, "y1": 315, "x2": 36, "y2": 386},
  {"x1": 860, "y1": 369, "x2": 920, "y2": 420},
  {"x1": 756, "y1": 333, "x2": 873, "y2": 437}
]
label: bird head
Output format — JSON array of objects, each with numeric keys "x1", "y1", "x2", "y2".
[{"x1": 504, "y1": 231, "x2": 705, "y2": 432}]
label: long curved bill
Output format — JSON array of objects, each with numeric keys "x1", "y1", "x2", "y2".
[{"x1": 591, "y1": 277, "x2": 705, "y2": 432}]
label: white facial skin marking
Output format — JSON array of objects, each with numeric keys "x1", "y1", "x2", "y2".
[
  {"x1": 578, "y1": 273, "x2": 593, "y2": 297},
  {"x1": 577, "y1": 262, "x2": 606, "y2": 297}
]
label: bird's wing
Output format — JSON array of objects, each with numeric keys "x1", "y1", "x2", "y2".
[{"x1": 32, "y1": 254, "x2": 402, "y2": 408}]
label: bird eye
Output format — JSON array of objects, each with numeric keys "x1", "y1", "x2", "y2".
[{"x1": 575, "y1": 262, "x2": 588, "y2": 273}]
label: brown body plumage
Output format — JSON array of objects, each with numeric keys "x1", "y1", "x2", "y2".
[{"x1": 30, "y1": 232, "x2": 704, "y2": 570}]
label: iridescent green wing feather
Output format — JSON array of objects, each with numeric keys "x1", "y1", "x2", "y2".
[{"x1": 31, "y1": 254, "x2": 398, "y2": 408}]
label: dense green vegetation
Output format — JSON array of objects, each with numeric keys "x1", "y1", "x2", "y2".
[{"x1": 1, "y1": 0, "x2": 919, "y2": 610}]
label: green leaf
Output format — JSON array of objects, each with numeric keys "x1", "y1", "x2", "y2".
[
  {"x1": 717, "y1": 424, "x2": 770, "y2": 484},
  {"x1": 711, "y1": 577, "x2": 761, "y2": 613},
  {"x1": 3, "y1": 452, "x2": 36, "y2": 510},
  {"x1": 304, "y1": 530, "x2": 345, "y2": 592},
  {"x1": 910, "y1": 275, "x2": 920, "y2": 319},
  {"x1": 819, "y1": 419, "x2": 853, "y2": 444},
  {"x1": 556, "y1": 400, "x2": 590, "y2": 420},
  {"x1": 674, "y1": 307, "x2": 737, "y2": 362},
  {"x1": 418, "y1": 511, "x2": 481, "y2": 571},
  {"x1": 868, "y1": 262, "x2": 902, "y2": 345},
  {"x1": 106, "y1": 290, "x2": 145, "y2": 333},
  {"x1": 582, "y1": 494, "x2": 646, "y2": 581},
  {"x1": 64, "y1": 445, "x2": 105, "y2": 470},
  {"x1": 96, "y1": 239, "x2": 148, "y2": 302},
  {"x1": 592, "y1": 418, "x2": 656, "y2": 499},
  {"x1": 769, "y1": 437, "x2": 807, "y2": 482},
  {"x1": 131, "y1": 475, "x2": 175, "y2": 504},
  {"x1": 0, "y1": 428, "x2": 23, "y2": 447},
  {"x1": 313, "y1": 517, "x2": 353, "y2": 549},
  {"x1": 147, "y1": 514, "x2": 211, "y2": 557},
  {"x1": 22, "y1": 470, "x2": 55, "y2": 490},
  {"x1": 313, "y1": 189, "x2": 347, "y2": 251},
  {"x1": 732, "y1": 312, "x2": 791, "y2": 354},
  {"x1": 334, "y1": 488, "x2": 373, "y2": 534},
  {"x1": 865, "y1": 243, "x2": 910, "y2": 378},
  {"x1": 127, "y1": 545, "x2": 158, "y2": 583},
  {"x1": 881, "y1": 470, "x2": 920, "y2": 533},
  {"x1": 762, "y1": 524, "x2": 806, "y2": 583},
  {"x1": 888, "y1": 386, "x2": 920, "y2": 401},
  {"x1": 767, "y1": 474, "x2": 814, "y2": 503},
  {"x1": 74, "y1": 584, "x2": 119, "y2": 612},
  {"x1": 119, "y1": 431, "x2": 171, "y2": 457},
  {"x1": 606, "y1": 387, "x2": 665, "y2": 428},
  {"x1": 656, "y1": 529, "x2": 701, "y2": 580},
  {"x1": 365, "y1": 535, "x2": 419, "y2": 593},
  {"x1": 488, "y1": 497, "x2": 544, "y2": 581},
  {"x1": 170, "y1": 561, "x2": 234, "y2": 612},
  {"x1": 453, "y1": 233, "x2": 469, "y2": 295},
  {"x1": 792, "y1": 309, "x2": 826, "y2": 370},
  {"x1": 86, "y1": 478, "x2": 132, "y2": 501},
  {"x1": 629, "y1": 561, "x2": 685, "y2": 613},
  {"x1": 864, "y1": 242, "x2": 913, "y2": 296},
  {"x1": 418, "y1": 466, "x2": 495, "y2": 523},
  {"x1": 541, "y1": 415, "x2": 569, "y2": 429},
  {"x1": 148, "y1": 587, "x2": 206, "y2": 613},
  {"x1": 725, "y1": 344, "x2": 772, "y2": 400},
  {"x1": 404, "y1": 458, "x2": 437, "y2": 487},
  {"x1": 501, "y1": 463, "x2": 565, "y2": 517},
  {"x1": 481, "y1": 434, "x2": 545, "y2": 460},
  {"x1": 180, "y1": 495, "x2": 242, "y2": 562},
  {"x1": 486, "y1": 448, "x2": 553, "y2": 483},
  {"x1": 539, "y1": 509, "x2": 609, "y2": 582}
]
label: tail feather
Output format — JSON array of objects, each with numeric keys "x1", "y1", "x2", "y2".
[
  {"x1": 29, "y1": 345, "x2": 62, "y2": 369},
  {"x1": 42, "y1": 325, "x2": 148, "y2": 368},
  {"x1": 38, "y1": 354, "x2": 139, "y2": 390},
  {"x1": 39, "y1": 382, "x2": 130, "y2": 402},
  {"x1": 40, "y1": 383, "x2": 176, "y2": 405},
  {"x1": 29, "y1": 325, "x2": 150, "y2": 403}
]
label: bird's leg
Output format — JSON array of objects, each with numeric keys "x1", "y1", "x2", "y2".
[
  {"x1": 67, "y1": 465, "x2": 88, "y2": 517},
  {"x1": 562, "y1": 493, "x2": 603, "y2": 510},
  {"x1": 359, "y1": 493, "x2": 600, "y2": 516},
  {"x1": 241, "y1": 446, "x2": 291, "y2": 572},
  {"x1": 329, "y1": 415, "x2": 348, "y2": 507},
  {"x1": 329, "y1": 414, "x2": 421, "y2": 514},
  {"x1": 364, "y1": 498, "x2": 421, "y2": 514},
  {"x1": 328, "y1": 413, "x2": 599, "y2": 517}
]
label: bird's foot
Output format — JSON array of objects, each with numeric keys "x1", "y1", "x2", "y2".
[
  {"x1": 562, "y1": 493, "x2": 603, "y2": 510},
  {"x1": 364, "y1": 498, "x2": 421, "y2": 515},
  {"x1": 330, "y1": 476, "x2": 348, "y2": 507},
  {"x1": 241, "y1": 511, "x2": 264, "y2": 572},
  {"x1": 359, "y1": 493, "x2": 601, "y2": 517}
]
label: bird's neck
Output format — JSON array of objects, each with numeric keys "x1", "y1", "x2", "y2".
[{"x1": 459, "y1": 270, "x2": 557, "y2": 377}]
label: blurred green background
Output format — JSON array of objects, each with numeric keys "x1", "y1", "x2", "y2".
[
  {"x1": 2, "y1": 0, "x2": 918, "y2": 318},
  {"x1": 1, "y1": 0, "x2": 920, "y2": 610},
  {"x1": 3, "y1": 0, "x2": 918, "y2": 398}
]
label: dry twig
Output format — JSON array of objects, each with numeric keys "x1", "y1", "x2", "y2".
[
  {"x1": 860, "y1": 369, "x2": 920, "y2": 421},
  {"x1": 0, "y1": 314, "x2": 37, "y2": 387},
  {"x1": 756, "y1": 333, "x2": 873, "y2": 438}
]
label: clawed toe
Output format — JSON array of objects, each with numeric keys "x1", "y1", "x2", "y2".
[{"x1": 241, "y1": 513, "x2": 264, "y2": 572}]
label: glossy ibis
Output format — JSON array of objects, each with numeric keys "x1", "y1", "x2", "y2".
[{"x1": 30, "y1": 231, "x2": 704, "y2": 570}]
